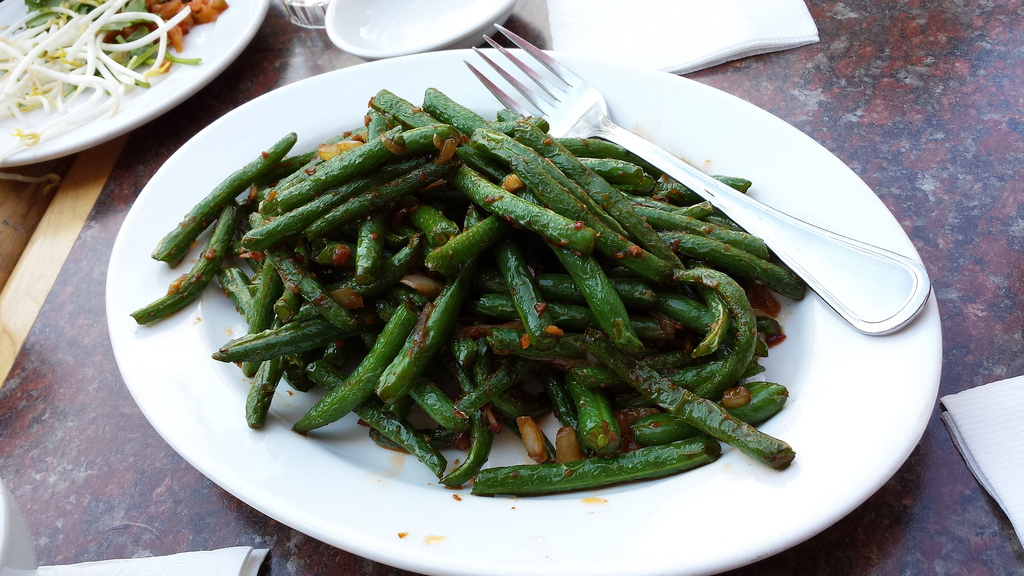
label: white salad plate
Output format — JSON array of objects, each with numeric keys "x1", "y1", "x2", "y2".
[
  {"x1": 325, "y1": 0, "x2": 516, "y2": 60},
  {"x1": 0, "y1": 0, "x2": 270, "y2": 168},
  {"x1": 107, "y1": 50, "x2": 942, "y2": 576}
]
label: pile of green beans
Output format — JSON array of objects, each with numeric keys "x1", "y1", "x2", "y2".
[{"x1": 132, "y1": 87, "x2": 805, "y2": 495}]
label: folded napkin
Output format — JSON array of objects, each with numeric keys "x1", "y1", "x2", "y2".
[
  {"x1": 547, "y1": 0, "x2": 819, "y2": 74},
  {"x1": 941, "y1": 375, "x2": 1024, "y2": 545},
  {"x1": 29, "y1": 547, "x2": 269, "y2": 576}
]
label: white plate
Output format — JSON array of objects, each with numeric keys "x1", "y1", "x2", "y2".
[
  {"x1": 106, "y1": 50, "x2": 942, "y2": 576},
  {"x1": 325, "y1": 0, "x2": 516, "y2": 60},
  {"x1": 0, "y1": 0, "x2": 270, "y2": 168}
]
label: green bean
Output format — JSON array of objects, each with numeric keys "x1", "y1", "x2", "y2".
[
  {"x1": 243, "y1": 157, "x2": 429, "y2": 252},
  {"x1": 239, "y1": 259, "x2": 284, "y2": 376},
  {"x1": 253, "y1": 150, "x2": 318, "y2": 188},
  {"x1": 262, "y1": 133, "x2": 360, "y2": 208},
  {"x1": 354, "y1": 398, "x2": 448, "y2": 479},
  {"x1": 355, "y1": 209, "x2": 386, "y2": 284},
  {"x1": 440, "y1": 356, "x2": 494, "y2": 487},
  {"x1": 673, "y1": 267, "x2": 759, "y2": 399},
  {"x1": 540, "y1": 368, "x2": 583, "y2": 446},
  {"x1": 565, "y1": 371, "x2": 621, "y2": 456},
  {"x1": 632, "y1": 382, "x2": 789, "y2": 446},
  {"x1": 424, "y1": 214, "x2": 510, "y2": 276},
  {"x1": 507, "y1": 153, "x2": 675, "y2": 284},
  {"x1": 328, "y1": 234, "x2": 423, "y2": 299},
  {"x1": 456, "y1": 355, "x2": 532, "y2": 413},
  {"x1": 216, "y1": 267, "x2": 253, "y2": 322},
  {"x1": 662, "y1": 231, "x2": 805, "y2": 300},
  {"x1": 722, "y1": 381, "x2": 789, "y2": 424},
  {"x1": 691, "y1": 284, "x2": 730, "y2": 358},
  {"x1": 133, "y1": 204, "x2": 238, "y2": 324},
  {"x1": 405, "y1": 197, "x2": 460, "y2": 248},
  {"x1": 471, "y1": 437, "x2": 720, "y2": 496},
  {"x1": 421, "y1": 87, "x2": 491, "y2": 136},
  {"x1": 452, "y1": 166, "x2": 598, "y2": 255},
  {"x1": 273, "y1": 289, "x2": 302, "y2": 324},
  {"x1": 577, "y1": 157, "x2": 644, "y2": 185},
  {"x1": 494, "y1": 239, "x2": 560, "y2": 351},
  {"x1": 304, "y1": 157, "x2": 460, "y2": 240},
  {"x1": 246, "y1": 353, "x2": 284, "y2": 429},
  {"x1": 266, "y1": 248, "x2": 360, "y2": 332},
  {"x1": 409, "y1": 379, "x2": 469, "y2": 432},
  {"x1": 468, "y1": 129, "x2": 676, "y2": 283},
  {"x1": 263, "y1": 128, "x2": 400, "y2": 216},
  {"x1": 556, "y1": 137, "x2": 663, "y2": 180},
  {"x1": 583, "y1": 331, "x2": 794, "y2": 470},
  {"x1": 549, "y1": 244, "x2": 645, "y2": 357},
  {"x1": 371, "y1": 89, "x2": 441, "y2": 129},
  {"x1": 212, "y1": 311, "x2": 373, "y2": 363},
  {"x1": 365, "y1": 108, "x2": 392, "y2": 140},
  {"x1": 635, "y1": 204, "x2": 770, "y2": 259},
  {"x1": 313, "y1": 241, "x2": 356, "y2": 267},
  {"x1": 294, "y1": 302, "x2": 418, "y2": 432},
  {"x1": 474, "y1": 270, "x2": 658, "y2": 310},
  {"x1": 375, "y1": 257, "x2": 477, "y2": 405},
  {"x1": 492, "y1": 393, "x2": 553, "y2": 422},
  {"x1": 455, "y1": 145, "x2": 508, "y2": 182},
  {"x1": 472, "y1": 294, "x2": 673, "y2": 341},
  {"x1": 652, "y1": 291, "x2": 713, "y2": 332},
  {"x1": 152, "y1": 134, "x2": 295, "y2": 267},
  {"x1": 485, "y1": 328, "x2": 587, "y2": 367},
  {"x1": 512, "y1": 122, "x2": 683, "y2": 268},
  {"x1": 440, "y1": 403, "x2": 493, "y2": 486}
]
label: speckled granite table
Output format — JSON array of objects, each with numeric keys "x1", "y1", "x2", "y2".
[{"x1": 2, "y1": 1, "x2": 1022, "y2": 574}]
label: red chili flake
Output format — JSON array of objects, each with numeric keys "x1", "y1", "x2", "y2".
[
  {"x1": 418, "y1": 173, "x2": 427, "y2": 182},
  {"x1": 629, "y1": 245, "x2": 643, "y2": 256},
  {"x1": 572, "y1": 221, "x2": 586, "y2": 231},
  {"x1": 203, "y1": 248, "x2": 218, "y2": 260},
  {"x1": 766, "y1": 333, "x2": 787, "y2": 347},
  {"x1": 266, "y1": 190, "x2": 277, "y2": 201},
  {"x1": 542, "y1": 138, "x2": 552, "y2": 145},
  {"x1": 484, "y1": 194, "x2": 504, "y2": 204},
  {"x1": 331, "y1": 244, "x2": 351, "y2": 266},
  {"x1": 305, "y1": 166, "x2": 316, "y2": 176},
  {"x1": 261, "y1": 151, "x2": 269, "y2": 159},
  {"x1": 452, "y1": 494, "x2": 462, "y2": 501},
  {"x1": 312, "y1": 294, "x2": 329, "y2": 306},
  {"x1": 534, "y1": 302, "x2": 547, "y2": 315}
]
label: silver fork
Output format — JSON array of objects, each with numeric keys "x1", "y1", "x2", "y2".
[{"x1": 466, "y1": 25, "x2": 930, "y2": 336}]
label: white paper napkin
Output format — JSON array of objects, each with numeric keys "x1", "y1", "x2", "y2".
[
  {"x1": 29, "y1": 547, "x2": 268, "y2": 576},
  {"x1": 547, "y1": 0, "x2": 819, "y2": 74},
  {"x1": 941, "y1": 374, "x2": 1024, "y2": 545}
]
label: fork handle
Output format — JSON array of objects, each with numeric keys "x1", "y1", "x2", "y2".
[{"x1": 594, "y1": 120, "x2": 931, "y2": 336}]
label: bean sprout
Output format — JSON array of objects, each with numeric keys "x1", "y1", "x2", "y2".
[{"x1": 0, "y1": 0, "x2": 190, "y2": 162}]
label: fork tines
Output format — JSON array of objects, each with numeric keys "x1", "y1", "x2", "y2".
[{"x1": 466, "y1": 24, "x2": 578, "y2": 119}]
